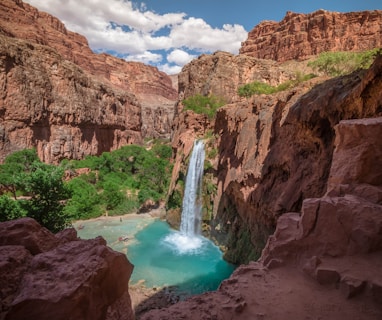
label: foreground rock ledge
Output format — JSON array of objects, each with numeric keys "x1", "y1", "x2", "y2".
[{"x1": 0, "y1": 218, "x2": 134, "y2": 320}]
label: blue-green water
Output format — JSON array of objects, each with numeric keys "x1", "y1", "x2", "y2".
[{"x1": 74, "y1": 217, "x2": 235, "y2": 298}]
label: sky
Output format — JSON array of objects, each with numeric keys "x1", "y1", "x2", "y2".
[{"x1": 24, "y1": 0, "x2": 382, "y2": 75}]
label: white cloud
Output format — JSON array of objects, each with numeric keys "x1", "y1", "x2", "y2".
[
  {"x1": 124, "y1": 51, "x2": 163, "y2": 65},
  {"x1": 170, "y1": 18, "x2": 247, "y2": 53},
  {"x1": 167, "y1": 49, "x2": 196, "y2": 66},
  {"x1": 159, "y1": 64, "x2": 183, "y2": 75},
  {"x1": 23, "y1": 0, "x2": 248, "y2": 73}
]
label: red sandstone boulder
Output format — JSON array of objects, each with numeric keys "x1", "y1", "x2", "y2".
[{"x1": 0, "y1": 218, "x2": 134, "y2": 320}]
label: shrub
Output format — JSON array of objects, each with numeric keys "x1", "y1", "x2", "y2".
[
  {"x1": 102, "y1": 181, "x2": 126, "y2": 210},
  {"x1": 183, "y1": 94, "x2": 226, "y2": 119},
  {"x1": 22, "y1": 162, "x2": 71, "y2": 233},
  {"x1": 0, "y1": 195, "x2": 26, "y2": 222},
  {"x1": 308, "y1": 49, "x2": 381, "y2": 76},
  {"x1": 238, "y1": 73, "x2": 316, "y2": 98},
  {"x1": 64, "y1": 178, "x2": 102, "y2": 220}
]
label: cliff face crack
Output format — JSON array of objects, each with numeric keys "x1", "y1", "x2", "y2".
[{"x1": 307, "y1": 200, "x2": 321, "y2": 237}]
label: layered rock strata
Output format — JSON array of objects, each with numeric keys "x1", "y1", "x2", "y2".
[
  {"x1": 0, "y1": 0, "x2": 177, "y2": 163},
  {"x1": 240, "y1": 10, "x2": 382, "y2": 62},
  {"x1": 178, "y1": 51, "x2": 295, "y2": 104},
  {"x1": 0, "y1": 218, "x2": 134, "y2": 320},
  {"x1": 0, "y1": 34, "x2": 141, "y2": 163}
]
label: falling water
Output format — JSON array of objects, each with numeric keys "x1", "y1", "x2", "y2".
[
  {"x1": 163, "y1": 139, "x2": 205, "y2": 254},
  {"x1": 180, "y1": 140, "x2": 205, "y2": 236}
]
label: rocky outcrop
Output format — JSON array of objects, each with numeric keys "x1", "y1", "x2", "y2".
[
  {"x1": 0, "y1": 0, "x2": 177, "y2": 163},
  {"x1": 141, "y1": 113, "x2": 382, "y2": 320},
  {"x1": 213, "y1": 55, "x2": 382, "y2": 263},
  {"x1": 0, "y1": 34, "x2": 141, "y2": 163},
  {"x1": 240, "y1": 10, "x2": 382, "y2": 62},
  {"x1": 0, "y1": 218, "x2": 134, "y2": 320},
  {"x1": 169, "y1": 51, "x2": 382, "y2": 264},
  {"x1": 178, "y1": 51, "x2": 295, "y2": 104}
]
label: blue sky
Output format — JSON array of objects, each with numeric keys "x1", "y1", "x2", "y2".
[{"x1": 24, "y1": 0, "x2": 382, "y2": 74}]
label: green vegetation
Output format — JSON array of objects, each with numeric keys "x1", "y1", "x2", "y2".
[
  {"x1": 182, "y1": 94, "x2": 226, "y2": 119},
  {"x1": 238, "y1": 72, "x2": 316, "y2": 98},
  {"x1": 65, "y1": 143, "x2": 172, "y2": 217},
  {"x1": 0, "y1": 150, "x2": 70, "y2": 232},
  {"x1": 307, "y1": 49, "x2": 381, "y2": 77},
  {"x1": 0, "y1": 142, "x2": 173, "y2": 231}
]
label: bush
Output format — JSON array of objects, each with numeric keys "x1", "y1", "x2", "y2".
[
  {"x1": 238, "y1": 73, "x2": 316, "y2": 98},
  {"x1": 22, "y1": 162, "x2": 71, "y2": 233},
  {"x1": 151, "y1": 143, "x2": 172, "y2": 160},
  {"x1": 64, "y1": 178, "x2": 102, "y2": 220},
  {"x1": 102, "y1": 181, "x2": 126, "y2": 210},
  {"x1": 0, "y1": 195, "x2": 26, "y2": 222},
  {"x1": 183, "y1": 94, "x2": 226, "y2": 119},
  {"x1": 308, "y1": 49, "x2": 381, "y2": 76}
]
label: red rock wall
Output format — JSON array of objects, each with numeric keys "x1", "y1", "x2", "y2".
[
  {"x1": 0, "y1": 35, "x2": 141, "y2": 163},
  {"x1": 169, "y1": 52, "x2": 382, "y2": 263},
  {"x1": 214, "y1": 56, "x2": 382, "y2": 261},
  {"x1": 0, "y1": 0, "x2": 177, "y2": 163},
  {"x1": 178, "y1": 51, "x2": 295, "y2": 104},
  {"x1": 240, "y1": 10, "x2": 382, "y2": 61}
]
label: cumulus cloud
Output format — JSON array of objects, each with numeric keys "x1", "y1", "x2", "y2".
[
  {"x1": 160, "y1": 64, "x2": 183, "y2": 75},
  {"x1": 124, "y1": 51, "x2": 163, "y2": 65},
  {"x1": 24, "y1": 0, "x2": 248, "y2": 73},
  {"x1": 170, "y1": 18, "x2": 247, "y2": 53},
  {"x1": 167, "y1": 49, "x2": 196, "y2": 66}
]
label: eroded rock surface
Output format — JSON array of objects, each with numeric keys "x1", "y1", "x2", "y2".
[
  {"x1": 141, "y1": 113, "x2": 382, "y2": 320},
  {"x1": 240, "y1": 10, "x2": 382, "y2": 61},
  {"x1": 0, "y1": 218, "x2": 134, "y2": 320},
  {"x1": 178, "y1": 51, "x2": 295, "y2": 104},
  {"x1": 0, "y1": 0, "x2": 177, "y2": 163},
  {"x1": 0, "y1": 34, "x2": 141, "y2": 163}
]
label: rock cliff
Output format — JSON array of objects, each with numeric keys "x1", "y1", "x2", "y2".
[
  {"x1": 0, "y1": 0, "x2": 177, "y2": 163},
  {"x1": 169, "y1": 51, "x2": 382, "y2": 263},
  {"x1": 240, "y1": 10, "x2": 382, "y2": 61},
  {"x1": 178, "y1": 51, "x2": 295, "y2": 104},
  {"x1": 0, "y1": 34, "x2": 141, "y2": 163},
  {"x1": 0, "y1": 218, "x2": 134, "y2": 320},
  {"x1": 142, "y1": 115, "x2": 382, "y2": 320}
]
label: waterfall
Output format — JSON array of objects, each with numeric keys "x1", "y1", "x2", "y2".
[
  {"x1": 180, "y1": 140, "x2": 205, "y2": 236},
  {"x1": 163, "y1": 139, "x2": 205, "y2": 254}
]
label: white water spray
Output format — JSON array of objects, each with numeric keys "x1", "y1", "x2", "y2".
[{"x1": 164, "y1": 140, "x2": 205, "y2": 254}]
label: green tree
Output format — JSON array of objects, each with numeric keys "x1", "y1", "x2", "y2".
[
  {"x1": 64, "y1": 178, "x2": 101, "y2": 219},
  {"x1": 22, "y1": 162, "x2": 70, "y2": 233},
  {"x1": 102, "y1": 181, "x2": 125, "y2": 210},
  {"x1": 0, "y1": 195, "x2": 26, "y2": 222},
  {"x1": 0, "y1": 149, "x2": 39, "y2": 199}
]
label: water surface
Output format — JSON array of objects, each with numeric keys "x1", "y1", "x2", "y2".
[{"x1": 74, "y1": 216, "x2": 235, "y2": 298}]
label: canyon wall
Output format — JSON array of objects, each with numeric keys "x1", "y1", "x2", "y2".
[
  {"x1": 0, "y1": 0, "x2": 177, "y2": 163},
  {"x1": 240, "y1": 10, "x2": 382, "y2": 61},
  {"x1": 178, "y1": 51, "x2": 295, "y2": 104},
  {"x1": 169, "y1": 52, "x2": 382, "y2": 263},
  {"x1": 0, "y1": 34, "x2": 141, "y2": 163},
  {"x1": 143, "y1": 116, "x2": 382, "y2": 320},
  {"x1": 0, "y1": 218, "x2": 134, "y2": 320}
]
